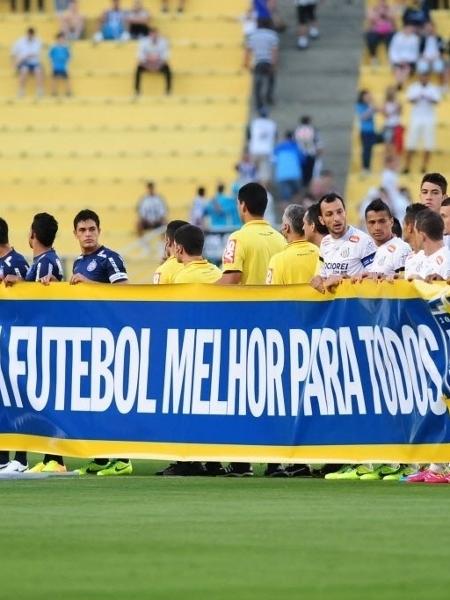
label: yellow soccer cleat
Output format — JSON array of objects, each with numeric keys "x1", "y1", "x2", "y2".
[
  {"x1": 26, "y1": 461, "x2": 46, "y2": 473},
  {"x1": 41, "y1": 460, "x2": 67, "y2": 473}
]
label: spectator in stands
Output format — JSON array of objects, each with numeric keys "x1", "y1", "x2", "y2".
[
  {"x1": 93, "y1": 0, "x2": 130, "y2": 43},
  {"x1": 190, "y1": 186, "x2": 208, "y2": 227},
  {"x1": 48, "y1": 32, "x2": 72, "y2": 97},
  {"x1": 295, "y1": 115, "x2": 323, "y2": 187},
  {"x1": 10, "y1": 0, "x2": 44, "y2": 11},
  {"x1": 355, "y1": 89, "x2": 380, "y2": 174},
  {"x1": 134, "y1": 28, "x2": 172, "y2": 96},
  {"x1": 136, "y1": 181, "x2": 168, "y2": 235},
  {"x1": 244, "y1": 17, "x2": 279, "y2": 112},
  {"x1": 388, "y1": 23, "x2": 420, "y2": 89},
  {"x1": 161, "y1": 0, "x2": 185, "y2": 13},
  {"x1": 382, "y1": 86, "x2": 403, "y2": 157},
  {"x1": 417, "y1": 21, "x2": 448, "y2": 88},
  {"x1": 54, "y1": 1, "x2": 70, "y2": 11},
  {"x1": 403, "y1": 70, "x2": 441, "y2": 174},
  {"x1": 402, "y1": 0, "x2": 430, "y2": 31},
  {"x1": 205, "y1": 184, "x2": 241, "y2": 230},
  {"x1": 236, "y1": 150, "x2": 257, "y2": 185},
  {"x1": 364, "y1": 0, "x2": 396, "y2": 65},
  {"x1": 127, "y1": 0, "x2": 151, "y2": 39},
  {"x1": 11, "y1": 27, "x2": 44, "y2": 98},
  {"x1": 295, "y1": 0, "x2": 320, "y2": 50},
  {"x1": 248, "y1": 108, "x2": 277, "y2": 186},
  {"x1": 273, "y1": 130, "x2": 303, "y2": 203},
  {"x1": 303, "y1": 202, "x2": 328, "y2": 247},
  {"x1": 309, "y1": 169, "x2": 335, "y2": 200},
  {"x1": 59, "y1": 0, "x2": 85, "y2": 41}
]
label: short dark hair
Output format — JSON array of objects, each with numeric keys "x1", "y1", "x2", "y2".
[
  {"x1": 318, "y1": 193, "x2": 345, "y2": 215},
  {"x1": 0, "y1": 217, "x2": 8, "y2": 245},
  {"x1": 357, "y1": 89, "x2": 368, "y2": 103},
  {"x1": 73, "y1": 209, "x2": 100, "y2": 230},
  {"x1": 197, "y1": 186, "x2": 206, "y2": 197},
  {"x1": 27, "y1": 27, "x2": 35, "y2": 36},
  {"x1": 238, "y1": 182, "x2": 267, "y2": 217},
  {"x1": 174, "y1": 224, "x2": 204, "y2": 256},
  {"x1": 365, "y1": 198, "x2": 392, "y2": 219},
  {"x1": 404, "y1": 203, "x2": 427, "y2": 227},
  {"x1": 441, "y1": 197, "x2": 450, "y2": 207},
  {"x1": 166, "y1": 219, "x2": 189, "y2": 243},
  {"x1": 421, "y1": 172, "x2": 448, "y2": 195},
  {"x1": 284, "y1": 205, "x2": 305, "y2": 236},
  {"x1": 31, "y1": 213, "x2": 58, "y2": 247},
  {"x1": 392, "y1": 218, "x2": 402, "y2": 238},
  {"x1": 415, "y1": 209, "x2": 444, "y2": 241},
  {"x1": 305, "y1": 203, "x2": 328, "y2": 235},
  {"x1": 217, "y1": 183, "x2": 225, "y2": 194}
]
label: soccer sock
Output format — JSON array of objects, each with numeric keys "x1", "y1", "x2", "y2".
[
  {"x1": 14, "y1": 451, "x2": 27, "y2": 466},
  {"x1": 94, "y1": 458, "x2": 109, "y2": 466},
  {"x1": 43, "y1": 454, "x2": 65, "y2": 466},
  {"x1": 117, "y1": 459, "x2": 130, "y2": 464},
  {"x1": 429, "y1": 463, "x2": 444, "y2": 473},
  {"x1": 0, "y1": 451, "x2": 9, "y2": 464}
]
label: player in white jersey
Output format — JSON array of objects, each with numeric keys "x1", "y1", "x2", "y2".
[
  {"x1": 364, "y1": 199, "x2": 411, "y2": 277},
  {"x1": 311, "y1": 193, "x2": 376, "y2": 293},
  {"x1": 406, "y1": 209, "x2": 450, "y2": 280},
  {"x1": 440, "y1": 197, "x2": 450, "y2": 250}
]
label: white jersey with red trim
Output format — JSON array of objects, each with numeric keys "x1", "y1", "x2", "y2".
[
  {"x1": 368, "y1": 237, "x2": 411, "y2": 276},
  {"x1": 319, "y1": 225, "x2": 376, "y2": 277},
  {"x1": 404, "y1": 246, "x2": 450, "y2": 279}
]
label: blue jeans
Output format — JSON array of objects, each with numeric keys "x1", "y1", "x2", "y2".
[{"x1": 360, "y1": 131, "x2": 377, "y2": 171}]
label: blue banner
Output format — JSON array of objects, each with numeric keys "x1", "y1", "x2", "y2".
[{"x1": 0, "y1": 281, "x2": 449, "y2": 463}]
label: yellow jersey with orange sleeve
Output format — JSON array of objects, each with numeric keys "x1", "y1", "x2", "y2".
[
  {"x1": 222, "y1": 220, "x2": 286, "y2": 284},
  {"x1": 152, "y1": 255, "x2": 184, "y2": 284},
  {"x1": 266, "y1": 240, "x2": 320, "y2": 285},
  {"x1": 173, "y1": 259, "x2": 222, "y2": 283}
]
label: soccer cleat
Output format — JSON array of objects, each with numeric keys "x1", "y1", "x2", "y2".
[
  {"x1": 75, "y1": 460, "x2": 109, "y2": 476},
  {"x1": 325, "y1": 465, "x2": 372, "y2": 480},
  {"x1": 203, "y1": 462, "x2": 226, "y2": 476},
  {"x1": 360, "y1": 465, "x2": 401, "y2": 481},
  {"x1": 403, "y1": 469, "x2": 429, "y2": 483},
  {"x1": 383, "y1": 466, "x2": 415, "y2": 481},
  {"x1": 156, "y1": 461, "x2": 206, "y2": 476},
  {"x1": 26, "y1": 461, "x2": 46, "y2": 473},
  {"x1": 42, "y1": 461, "x2": 67, "y2": 473},
  {"x1": 97, "y1": 460, "x2": 133, "y2": 477},
  {"x1": 264, "y1": 464, "x2": 289, "y2": 478},
  {"x1": 223, "y1": 464, "x2": 254, "y2": 477},
  {"x1": 0, "y1": 460, "x2": 28, "y2": 473},
  {"x1": 423, "y1": 471, "x2": 450, "y2": 484},
  {"x1": 285, "y1": 464, "x2": 311, "y2": 477}
]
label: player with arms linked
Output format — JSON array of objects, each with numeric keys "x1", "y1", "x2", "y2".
[{"x1": 70, "y1": 209, "x2": 132, "y2": 477}]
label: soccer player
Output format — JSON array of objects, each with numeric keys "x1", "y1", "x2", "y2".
[
  {"x1": 440, "y1": 197, "x2": 450, "y2": 239},
  {"x1": 156, "y1": 224, "x2": 224, "y2": 477},
  {"x1": 310, "y1": 193, "x2": 376, "y2": 294},
  {"x1": 3, "y1": 213, "x2": 65, "y2": 473},
  {"x1": 70, "y1": 209, "x2": 132, "y2": 477},
  {"x1": 152, "y1": 219, "x2": 188, "y2": 284},
  {"x1": 365, "y1": 199, "x2": 411, "y2": 278},
  {"x1": 418, "y1": 172, "x2": 447, "y2": 214},
  {"x1": 405, "y1": 209, "x2": 450, "y2": 281},
  {"x1": 266, "y1": 204, "x2": 319, "y2": 285},
  {"x1": 217, "y1": 182, "x2": 287, "y2": 477},
  {"x1": 303, "y1": 202, "x2": 328, "y2": 248},
  {"x1": 0, "y1": 217, "x2": 29, "y2": 473}
]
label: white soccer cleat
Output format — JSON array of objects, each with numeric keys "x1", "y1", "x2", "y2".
[{"x1": 0, "y1": 460, "x2": 28, "y2": 473}]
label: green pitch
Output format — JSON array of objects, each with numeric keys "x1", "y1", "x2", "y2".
[{"x1": 1, "y1": 459, "x2": 449, "y2": 600}]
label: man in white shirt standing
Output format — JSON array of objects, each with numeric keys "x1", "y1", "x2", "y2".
[
  {"x1": 388, "y1": 23, "x2": 420, "y2": 90},
  {"x1": 310, "y1": 193, "x2": 376, "y2": 292},
  {"x1": 248, "y1": 107, "x2": 277, "y2": 186},
  {"x1": 403, "y1": 71, "x2": 441, "y2": 174},
  {"x1": 11, "y1": 27, "x2": 44, "y2": 98},
  {"x1": 365, "y1": 198, "x2": 411, "y2": 277},
  {"x1": 134, "y1": 28, "x2": 172, "y2": 96},
  {"x1": 136, "y1": 181, "x2": 168, "y2": 236},
  {"x1": 405, "y1": 209, "x2": 450, "y2": 280}
]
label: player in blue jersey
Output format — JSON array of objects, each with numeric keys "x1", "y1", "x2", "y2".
[
  {"x1": 71, "y1": 209, "x2": 132, "y2": 477},
  {"x1": 2, "y1": 213, "x2": 67, "y2": 474},
  {"x1": 0, "y1": 218, "x2": 30, "y2": 473}
]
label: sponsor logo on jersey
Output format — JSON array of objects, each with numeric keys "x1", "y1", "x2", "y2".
[
  {"x1": 87, "y1": 260, "x2": 97, "y2": 273},
  {"x1": 223, "y1": 240, "x2": 236, "y2": 264},
  {"x1": 436, "y1": 255, "x2": 444, "y2": 265},
  {"x1": 340, "y1": 247, "x2": 350, "y2": 258},
  {"x1": 387, "y1": 245, "x2": 396, "y2": 253},
  {"x1": 349, "y1": 235, "x2": 360, "y2": 243}
]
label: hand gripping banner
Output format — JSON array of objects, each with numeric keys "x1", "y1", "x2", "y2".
[{"x1": 0, "y1": 280, "x2": 449, "y2": 463}]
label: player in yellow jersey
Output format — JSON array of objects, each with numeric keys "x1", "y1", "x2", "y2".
[
  {"x1": 217, "y1": 182, "x2": 287, "y2": 477},
  {"x1": 266, "y1": 204, "x2": 319, "y2": 285},
  {"x1": 217, "y1": 182, "x2": 286, "y2": 285},
  {"x1": 152, "y1": 220, "x2": 188, "y2": 284},
  {"x1": 156, "y1": 224, "x2": 224, "y2": 477}
]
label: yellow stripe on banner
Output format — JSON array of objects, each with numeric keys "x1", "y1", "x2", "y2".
[
  {"x1": 2, "y1": 434, "x2": 450, "y2": 463},
  {"x1": 0, "y1": 280, "x2": 448, "y2": 303}
]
